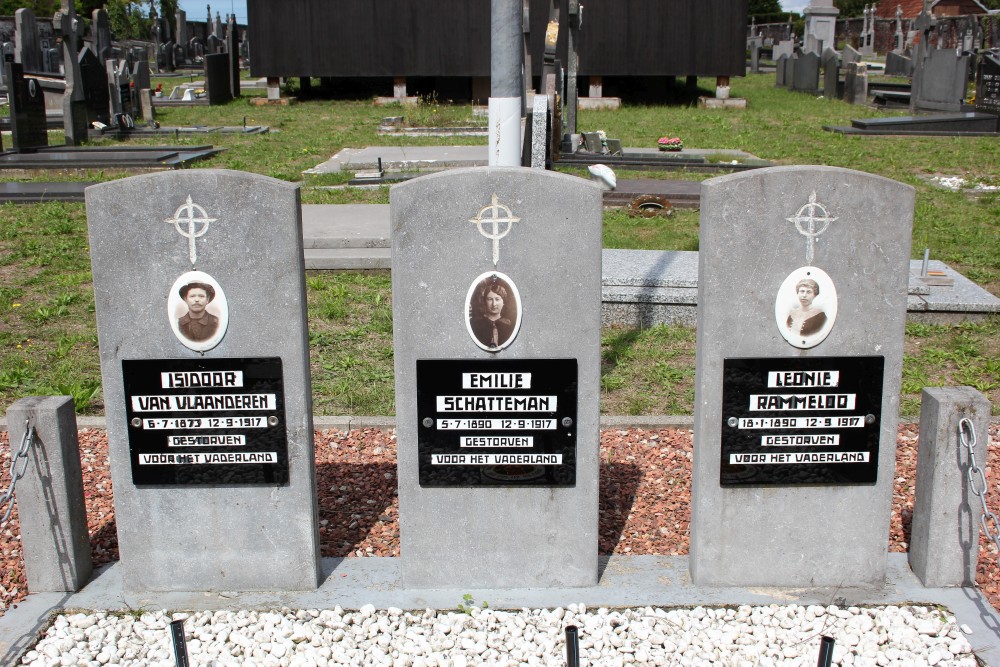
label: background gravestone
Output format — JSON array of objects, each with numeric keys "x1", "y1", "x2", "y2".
[
  {"x1": 822, "y1": 48, "x2": 840, "y2": 99},
  {"x1": 690, "y1": 166, "x2": 914, "y2": 587},
  {"x1": 792, "y1": 51, "x2": 821, "y2": 93},
  {"x1": 14, "y1": 8, "x2": 42, "y2": 72},
  {"x1": 975, "y1": 51, "x2": 1000, "y2": 115},
  {"x1": 205, "y1": 53, "x2": 233, "y2": 105},
  {"x1": 391, "y1": 167, "x2": 602, "y2": 589},
  {"x1": 912, "y1": 49, "x2": 971, "y2": 112},
  {"x1": 78, "y1": 46, "x2": 111, "y2": 126},
  {"x1": 5, "y1": 62, "x2": 49, "y2": 152},
  {"x1": 85, "y1": 170, "x2": 320, "y2": 592}
]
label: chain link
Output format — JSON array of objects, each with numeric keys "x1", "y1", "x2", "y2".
[
  {"x1": 0, "y1": 419, "x2": 34, "y2": 526},
  {"x1": 960, "y1": 417, "x2": 1000, "y2": 561}
]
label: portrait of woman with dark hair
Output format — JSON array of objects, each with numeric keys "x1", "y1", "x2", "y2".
[
  {"x1": 773, "y1": 267, "x2": 837, "y2": 349},
  {"x1": 785, "y1": 278, "x2": 827, "y2": 337},
  {"x1": 467, "y1": 273, "x2": 520, "y2": 350}
]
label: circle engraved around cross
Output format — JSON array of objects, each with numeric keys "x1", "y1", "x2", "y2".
[
  {"x1": 470, "y1": 193, "x2": 520, "y2": 243},
  {"x1": 785, "y1": 191, "x2": 837, "y2": 240},
  {"x1": 167, "y1": 195, "x2": 217, "y2": 241}
]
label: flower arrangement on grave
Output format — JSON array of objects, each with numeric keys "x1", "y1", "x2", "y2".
[{"x1": 657, "y1": 136, "x2": 683, "y2": 151}]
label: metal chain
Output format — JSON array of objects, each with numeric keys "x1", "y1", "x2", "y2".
[
  {"x1": 961, "y1": 417, "x2": 1000, "y2": 560},
  {"x1": 0, "y1": 419, "x2": 34, "y2": 525}
]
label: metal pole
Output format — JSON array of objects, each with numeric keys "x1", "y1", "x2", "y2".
[
  {"x1": 565, "y1": 625, "x2": 580, "y2": 667},
  {"x1": 170, "y1": 619, "x2": 190, "y2": 667},
  {"x1": 816, "y1": 636, "x2": 835, "y2": 667},
  {"x1": 489, "y1": 0, "x2": 523, "y2": 166}
]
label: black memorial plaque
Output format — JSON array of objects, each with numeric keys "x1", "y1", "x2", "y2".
[
  {"x1": 416, "y1": 359, "x2": 577, "y2": 487},
  {"x1": 721, "y1": 356, "x2": 884, "y2": 487},
  {"x1": 5, "y1": 62, "x2": 49, "y2": 152},
  {"x1": 975, "y1": 52, "x2": 1000, "y2": 115},
  {"x1": 122, "y1": 357, "x2": 289, "y2": 486}
]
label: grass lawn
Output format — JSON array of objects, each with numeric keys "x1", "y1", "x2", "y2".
[{"x1": 0, "y1": 72, "x2": 996, "y2": 416}]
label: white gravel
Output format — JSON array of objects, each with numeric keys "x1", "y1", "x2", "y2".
[{"x1": 21, "y1": 603, "x2": 977, "y2": 666}]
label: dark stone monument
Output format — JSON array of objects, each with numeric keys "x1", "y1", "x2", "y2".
[
  {"x1": 783, "y1": 53, "x2": 796, "y2": 89},
  {"x1": 775, "y1": 54, "x2": 788, "y2": 87},
  {"x1": 975, "y1": 51, "x2": 1000, "y2": 115},
  {"x1": 132, "y1": 60, "x2": 151, "y2": 93},
  {"x1": 93, "y1": 9, "x2": 112, "y2": 62},
  {"x1": 14, "y1": 8, "x2": 42, "y2": 73},
  {"x1": 822, "y1": 48, "x2": 840, "y2": 99},
  {"x1": 54, "y1": 0, "x2": 89, "y2": 145},
  {"x1": 5, "y1": 62, "x2": 49, "y2": 152},
  {"x1": 79, "y1": 45, "x2": 111, "y2": 126},
  {"x1": 226, "y1": 14, "x2": 240, "y2": 99},
  {"x1": 175, "y1": 9, "x2": 188, "y2": 63},
  {"x1": 205, "y1": 52, "x2": 233, "y2": 105}
]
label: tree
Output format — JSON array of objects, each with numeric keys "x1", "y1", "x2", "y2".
[
  {"x1": 106, "y1": 0, "x2": 153, "y2": 40},
  {"x1": 749, "y1": 0, "x2": 783, "y2": 16},
  {"x1": 834, "y1": 0, "x2": 868, "y2": 17}
]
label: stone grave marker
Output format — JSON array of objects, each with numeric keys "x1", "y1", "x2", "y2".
[
  {"x1": 205, "y1": 52, "x2": 233, "y2": 105},
  {"x1": 79, "y1": 46, "x2": 111, "y2": 126},
  {"x1": 390, "y1": 167, "x2": 602, "y2": 588},
  {"x1": 92, "y1": 9, "x2": 112, "y2": 62},
  {"x1": 84, "y1": 169, "x2": 320, "y2": 592},
  {"x1": 132, "y1": 60, "x2": 151, "y2": 93},
  {"x1": 775, "y1": 54, "x2": 788, "y2": 87},
  {"x1": 792, "y1": 51, "x2": 821, "y2": 93},
  {"x1": 842, "y1": 44, "x2": 861, "y2": 67},
  {"x1": 690, "y1": 166, "x2": 914, "y2": 586},
  {"x1": 822, "y1": 48, "x2": 840, "y2": 99},
  {"x1": 14, "y1": 8, "x2": 42, "y2": 72},
  {"x1": 844, "y1": 62, "x2": 869, "y2": 105},
  {"x1": 975, "y1": 51, "x2": 1000, "y2": 115},
  {"x1": 175, "y1": 9, "x2": 188, "y2": 63},
  {"x1": 226, "y1": 14, "x2": 241, "y2": 99},
  {"x1": 55, "y1": 0, "x2": 88, "y2": 145},
  {"x1": 912, "y1": 49, "x2": 971, "y2": 112},
  {"x1": 783, "y1": 54, "x2": 796, "y2": 89},
  {"x1": 5, "y1": 62, "x2": 49, "y2": 152},
  {"x1": 885, "y1": 50, "x2": 913, "y2": 77}
]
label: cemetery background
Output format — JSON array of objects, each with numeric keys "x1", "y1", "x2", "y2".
[{"x1": 0, "y1": 68, "x2": 998, "y2": 625}]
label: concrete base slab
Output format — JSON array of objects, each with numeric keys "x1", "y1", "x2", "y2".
[
  {"x1": 2, "y1": 555, "x2": 999, "y2": 666},
  {"x1": 251, "y1": 97, "x2": 296, "y2": 106},
  {"x1": 698, "y1": 96, "x2": 749, "y2": 109},
  {"x1": 374, "y1": 96, "x2": 420, "y2": 106},
  {"x1": 578, "y1": 97, "x2": 622, "y2": 110},
  {"x1": 305, "y1": 146, "x2": 490, "y2": 174}
]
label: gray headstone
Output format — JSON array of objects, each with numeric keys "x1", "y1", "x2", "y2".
[
  {"x1": 690, "y1": 166, "x2": 915, "y2": 587},
  {"x1": 822, "y1": 49, "x2": 840, "y2": 99},
  {"x1": 55, "y1": 0, "x2": 88, "y2": 146},
  {"x1": 775, "y1": 54, "x2": 788, "y2": 87},
  {"x1": 844, "y1": 62, "x2": 869, "y2": 105},
  {"x1": 14, "y1": 8, "x2": 42, "y2": 73},
  {"x1": 885, "y1": 50, "x2": 913, "y2": 77},
  {"x1": 912, "y1": 48, "x2": 971, "y2": 112},
  {"x1": 750, "y1": 43, "x2": 760, "y2": 74},
  {"x1": 139, "y1": 87, "x2": 154, "y2": 121},
  {"x1": 783, "y1": 53, "x2": 796, "y2": 89},
  {"x1": 843, "y1": 44, "x2": 861, "y2": 66},
  {"x1": 106, "y1": 59, "x2": 124, "y2": 117},
  {"x1": 792, "y1": 52, "x2": 821, "y2": 93},
  {"x1": 84, "y1": 170, "x2": 321, "y2": 592},
  {"x1": 132, "y1": 60, "x2": 151, "y2": 92},
  {"x1": 92, "y1": 9, "x2": 112, "y2": 62},
  {"x1": 175, "y1": 9, "x2": 188, "y2": 62},
  {"x1": 774, "y1": 39, "x2": 795, "y2": 60},
  {"x1": 5, "y1": 62, "x2": 49, "y2": 152},
  {"x1": 390, "y1": 167, "x2": 602, "y2": 589}
]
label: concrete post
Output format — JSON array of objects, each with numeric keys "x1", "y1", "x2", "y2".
[
  {"x1": 489, "y1": 0, "x2": 522, "y2": 166},
  {"x1": 5, "y1": 397, "x2": 92, "y2": 592},
  {"x1": 909, "y1": 387, "x2": 992, "y2": 587}
]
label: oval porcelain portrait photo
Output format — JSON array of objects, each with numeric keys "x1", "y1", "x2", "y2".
[
  {"x1": 465, "y1": 271, "x2": 522, "y2": 353},
  {"x1": 167, "y1": 271, "x2": 229, "y2": 352},
  {"x1": 773, "y1": 266, "x2": 838, "y2": 349}
]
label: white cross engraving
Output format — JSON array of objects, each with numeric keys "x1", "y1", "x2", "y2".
[
  {"x1": 785, "y1": 191, "x2": 837, "y2": 264},
  {"x1": 470, "y1": 193, "x2": 520, "y2": 266},
  {"x1": 165, "y1": 195, "x2": 218, "y2": 265}
]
